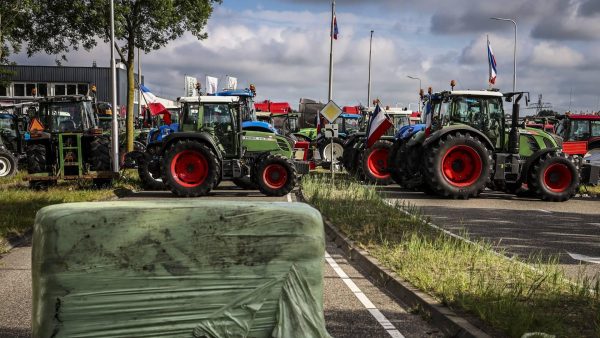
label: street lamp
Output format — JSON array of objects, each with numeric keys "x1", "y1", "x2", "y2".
[
  {"x1": 367, "y1": 30, "x2": 374, "y2": 109},
  {"x1": 407, "y1": 75, "x2": 422, "y2": 113},
  {"x1": 491, "y1": 17, "x2": 517, "y2": 93}
]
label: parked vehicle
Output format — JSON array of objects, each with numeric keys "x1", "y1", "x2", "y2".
[
  {"x1": 0, "y1": 102, "x2": 35, "y2": 178},
  {"x1": 555, "y1": 114, "x2": 600, "y2": 156},
  {"x1": 157, "y1": 95, "x2": 308, "y2": 197},
  {"x1": 24, "y1": 95, "x2": 116, "y2": 188},
  {"x1": 389, "y1": 90, "x2": 598, "y2": 201}
]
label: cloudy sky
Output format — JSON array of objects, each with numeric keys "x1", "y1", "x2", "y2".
[{"x1": 13, "y1": 0, "x2": 600, "y2": 113}]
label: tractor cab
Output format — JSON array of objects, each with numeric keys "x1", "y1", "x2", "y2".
[
  {"x1": 0, "y1": 102, "x2": 34, "y2": 177},
  {"x1": 554, "y1": 114, "x2": 600, "y2": 156}
]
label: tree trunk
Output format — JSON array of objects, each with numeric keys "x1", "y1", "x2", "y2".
[{"x1": 125, "y1": 46, "x2": 135, "y2": 152}]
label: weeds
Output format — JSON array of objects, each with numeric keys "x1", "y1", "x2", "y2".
[{"x1": 302, "y1": 175, "x2": 600, "y2": 337}]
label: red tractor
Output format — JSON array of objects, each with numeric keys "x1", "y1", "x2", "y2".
[{"x1": 555, "y1": 114, "x2": 600, "y2": 157}]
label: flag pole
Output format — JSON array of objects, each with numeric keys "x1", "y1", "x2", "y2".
[
  {"x1": 328, "y1": 0, "x2": 334, "y2": 102},
  {"x1": 110, "y1": 0, "x2": 119, "y2": 173},
  {"x1": 367, "y1": 30, "x2": 374, "y2": 110},
  {"x1": 487, "y1": 35, "x2": 491, "y2": 89}
]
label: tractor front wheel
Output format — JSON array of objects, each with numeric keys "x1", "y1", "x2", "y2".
[
  {"x1": 528, "y1": 152, "x2": 579, "y2": 202},
  {"x1": 138, "y1": 152, "x2": 166, "y2": 190},
  {"x1": 256, "y1": 154, "x2": 297, "y2": 196},
  {"x1": 90, "y1": 136, "x2": 111, "y2": 171},
  {"x1": 423, "y1": 133, "x2": 492, "y2": 199},
  {"x1": 161, "y1": 140, "x2": 219, "y2": 197},
  {"x1": 359, "y1": 140, "x2": 393, "y2": 185},
  {"x1": 0, "y1": 149, "x2": 17, "y2": 178}
]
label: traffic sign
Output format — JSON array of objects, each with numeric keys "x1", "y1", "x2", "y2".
[{"x1": 320, "y1": 100, "x2": 343, "y2": 123}]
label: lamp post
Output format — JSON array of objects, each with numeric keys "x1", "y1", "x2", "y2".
[
  {"x1": 110, "y1": 0, "x2": 119, "y2": 173},
  {"x1": 407, "y1": 75, "x2": 422, "y2": 114},
  {"x1": 367, "y1": 30, "x2": 374, "y2": 109},
  {"x1": 491, "y1": 17, "x2": 517, "y2": 93}
]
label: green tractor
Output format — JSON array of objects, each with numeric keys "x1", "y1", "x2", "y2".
[
  {"x1": 25, "y1": 95, "x2": 116, "y2": 189},
  {"x1": 157, "y1": 96, "x2": 308, "y2": 197},
  {"x1": 389, "y1": 90, "x2": 591, "y2": 201}
]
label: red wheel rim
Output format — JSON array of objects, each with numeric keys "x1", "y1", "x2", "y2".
[
  {"x1": 170, "y1": 150, "x2": 208, "y2": 188},
  {"x1": 441, "y1": 145, "x2": 483, "y2": 187},
  {"x1": 367, "y1": 148, "x2": 390, "y2": 180},
  {"x1": 263, "y1": 164, "x2": 288, "y2": 189},
  {"x1": 543, "y1": 163, "x2": 571, "y2": 193}
]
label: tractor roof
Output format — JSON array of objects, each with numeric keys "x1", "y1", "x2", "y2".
[
  {"x1": 214, "y1": 89, "x2": 254, "y2": 98},
  {"x1": 567, "y1": 114, "x2": 600, "y2": 121},
  {"x1": 178, "y1": 96, "x2": 240, "y2": 104},
  {"x1": 449, "y1": 90, "x2": 503, "y2": 97},
  {"x1": 37, "y1": 95, "x2": 93, "y2": 103}
]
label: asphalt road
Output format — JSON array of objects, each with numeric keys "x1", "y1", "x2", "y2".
[
  {"x1": 381, "y1": 187, "x2": 600, "y2": 280},
  {"x1": 0, "y1": 182, "x2": 440, "y2": 338}
]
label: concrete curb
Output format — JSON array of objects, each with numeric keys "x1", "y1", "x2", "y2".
[{"x1": 297, "y1": 190, "x2": 491, "y2": 338}]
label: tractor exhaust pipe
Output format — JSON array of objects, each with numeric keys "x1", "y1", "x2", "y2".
[{"x1": 508, "y1": 93, "x2": 523, "y2": 154}]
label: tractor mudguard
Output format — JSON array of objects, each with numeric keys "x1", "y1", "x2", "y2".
[
  {"x1": 161, "y1": 132, "x2": 223, "y2": 161},
  {"x1": 25, "y1": 131, "x2": 52, "y2": 142},
  {"x1": 522, "y1": 147, "x2": 561, "y2": 181},
  {"x1": 422, "y1": 125, "x2": 495, "y2": 151}
]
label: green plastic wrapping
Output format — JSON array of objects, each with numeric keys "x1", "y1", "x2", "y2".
[{"x1": 32, "y1": 200, "x2": 331, "y2": 338}]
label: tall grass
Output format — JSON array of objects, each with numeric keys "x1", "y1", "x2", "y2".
[
  {"x1": 0, "y1": 170, "x2": 141, "y2": 253},
  {"x1": 303, "y1": 175, "x2": 600, "y2": 337}
]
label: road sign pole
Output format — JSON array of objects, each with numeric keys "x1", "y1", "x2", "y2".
[{"x1": 331, "y1": 136, "x2": 334, "y2": 184}]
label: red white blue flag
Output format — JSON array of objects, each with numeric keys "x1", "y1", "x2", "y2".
[
  {"x1": 332, "y1": 15, "x2": 339, "y2": 40},
  {"x1": 487, "y1": 37, "x2": 497, "y2": 85},
  {"x1": 366, "y1": 104, "x2": 393, "y2": 147},
  {"x1": 140, "y1": 84, "x2": 170, "y2": 122}
]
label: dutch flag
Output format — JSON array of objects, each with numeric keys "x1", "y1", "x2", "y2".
[
  {"x1": 366, "y1": 104, "x2": 393, "y2": 148},
  {"x1": 140, "y1": 84, "x2": 171, "y2": 124},
  {"x1": 332, "y1": 14, "x2": 339, "y2": 40},
  {"x1": 487, "y1": 37, "x2": 497, "y2": 85}
]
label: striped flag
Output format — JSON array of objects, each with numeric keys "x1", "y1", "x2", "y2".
[
  {"x1": 332, "y1": 15, "x2": 339, "y2": 40},
  {"x1": 140, "y1": 84, "x2": 169, "y2": 119},
  {"x1": 366, "y1": 104, "x2": 393, "y2": 147},
  {"x1": 487, "y1": 36, "x2": 497, "y2": 85}
]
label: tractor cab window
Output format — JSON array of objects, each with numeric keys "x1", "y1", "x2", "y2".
[
  {"x1": 569, "y1": 120, "x2": 590, "y2": 141},
  {"x1": 240, "y1": 97, "x2": 255, "y2": 122},
  {"x1": 555, "y1": 119, "x2": 566, "y2": 138},
  {"x1": 0, "y1": 116, "x2": 16, "y2": 138},
  {"x1": 486, "y1": 98, "x2": 504, "y2": 148},
  {"x1": 43, "y1": 102, "x2": 88, "y2": 132},
  {"x1": 430, "y1": 99, "x2": 448, "y2": 129},
  {"x1": 344, "y1": 117, "x2": 360, "y2": 134},
  {"x1": 181, "y1": 103, "x2": 199, "y2": 131},
  {"x1": 203, "y1": 103, "x2": 236, "y2": 155},
  {"x1": 451, "y1": 97, "x2": 484, "y2": 127},
  {"x1": 591, "y1": 120, "x2": 600, "y2": 137}
]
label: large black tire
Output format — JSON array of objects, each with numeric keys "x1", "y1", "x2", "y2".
[
  {"x1": 138, "y1": 152, "x2": 166, "y2": 190},
  {"x1": 0, "y1": 149, "x2": 17, "y2": 178},
  {"x1": 358, "y1": 140, "x2": 393, "y2": 185},
  {"x1": 387, "y1": 141, "x2": 403, "y2": 185},
  {"x1": 27, "y1": 143, "x2": 47, "y2": 174},
  {"x1": 232, "y1": 176, "x2": 258, "y2": 190},
  {"x1": 90, "y1": 136, "x2": 111, "y2": 171},
  {"x1": 342, "y1": 141, "x2": 360, "y2": 175},
  {"x1": 423, "y1": 133, "x2": 492, "y2": 199},
  {"x1": 528, "y1": 152, "x2": 579, "y2": 202},
  {"x1": 255, "y1": 154, "x2": 297, "y2": 197},
  {"x1": 161, "y1": 140, "x2": 219, "y2": 197}
]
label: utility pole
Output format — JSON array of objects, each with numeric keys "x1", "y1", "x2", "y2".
[
  {"x1": 491, "y1": 17, "x2": 517, "y2": 92},
  {"x1": 110, "y1": 0, "x2": 119, "y2": 173},
  {"x1": 328, "y1": 0, "x2": 335, "y2": 102},
  {"x1": 367, "y1": 30, "x2": 374, "y2": 109},
  {"x1": 137, "y1": 48, "x2": 141, "y2": 128}
]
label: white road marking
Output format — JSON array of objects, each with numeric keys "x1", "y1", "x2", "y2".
[
  {"x1": 286, "y1": 193, "x2": 292, "y2": 203},
  {"x1": 567, "y1": 252, "x2": 600, "y2": 264},
  {"x1": 538, "y1": 209, "x2": 552, "y2": 214},
  {"x1": 324, "y1": 252, "x2": 405, "y2": 338}
]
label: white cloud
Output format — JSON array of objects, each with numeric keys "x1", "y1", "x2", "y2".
[{"x1": 531, "y1": 42, "x2": 584, "y2": 68}]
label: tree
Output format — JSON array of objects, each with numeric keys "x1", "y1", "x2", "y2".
[
  {"x1": 0, "y1": 0, "x2": 30, "y2": 87},
  {"x1": 28, "y1": 0, "x2": 221, "y2": 151}
]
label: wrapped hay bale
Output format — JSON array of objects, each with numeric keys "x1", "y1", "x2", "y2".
[{"x1": 32, "y1": 200, "x2": 330, "y2": 338}]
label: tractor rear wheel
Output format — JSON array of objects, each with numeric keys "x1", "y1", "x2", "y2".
[
  {"x1": 162, "y1": 140, "x2": 219, "y2": 197},
  {"x1": 359, "y1": 140, "x2": 393, "y2": 185},
  {"x1": 528, "y1": 152, "x2": 579, "y2": 202},
  {"x1": 342, "y1": 142, "x2": 359, "y2": 176},
  {"x1": 423, "y1": 133, "x2": 492, "y2": 199},
  {"x1": 27, "y1": 143, "x2": 47, "y2": 174},
  {"x1": 90, "y1": 136, "x2": 111, "y2": 171},
  {"x1": 0, "y1": 149, "x2": 17, "y2": 178},
  {"x1": 138, "y1": 152, "x2": 166, "y2": 190},
  {"x1": 256, "y1": 154, "x2": 297, "y2": 196},
  {"x1": 319, "y1": 137, "x2": 344, "y2": 169}
]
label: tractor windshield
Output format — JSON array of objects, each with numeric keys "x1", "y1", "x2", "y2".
[
  {"x1": 343, "y1": 117, "x2": 360, "y2": 134},
  {"x1": 240, "y1": 97, "x2": 256, "y2": 122},
  {"x1": 0, "y1": 116, "x2": 12, "y2": 130},
  {"x1": 449, "y1": 96, "x2": 503, "y2": 133},
  {"x1": 41, "y1": 101, "x2": 96, "y2": 133},
  {"x1": 568, "y1": 120, "x2": 590, "y2": 141}
]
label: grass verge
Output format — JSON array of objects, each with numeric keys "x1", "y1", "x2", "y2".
[
  {"x1": 580, "y1": 185, "x2": 600, "y2": 197},
  {"x1": 0, "y1": 170, "x2": 141, "y2": 253},
  {"x1": 302, "y1": 175, "x2": 600, "y2": 337}
]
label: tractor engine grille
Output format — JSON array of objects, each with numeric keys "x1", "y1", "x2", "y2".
[
  {"x1": 277, "y1": 138, "x2": 291, "y2": 151},
  {"x1": 543, "y1": 136, "x2": 556, "y2": 149},
  {"x1": 525, "y1": 135, "x2": 540, "y2": 153}
]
